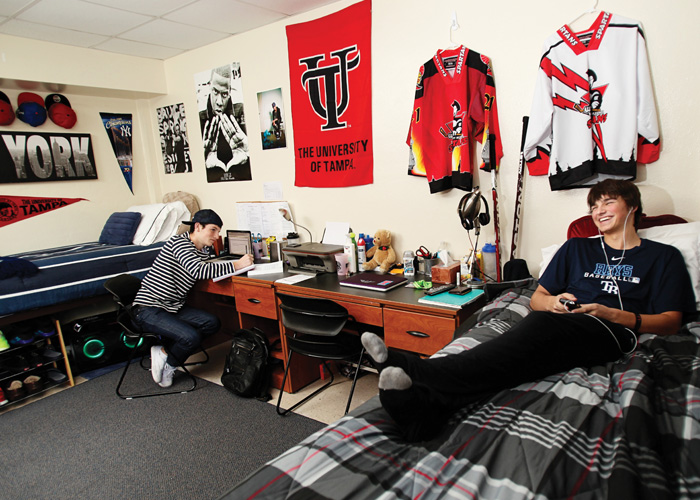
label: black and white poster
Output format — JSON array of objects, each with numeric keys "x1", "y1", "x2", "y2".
[
  {"x1": 0, "y1": 131, "x2": 97, "y2": 183},
  {"x1": 257, "y1": 88, "x2": 287, "y2": 150},
  {"x1": 156, "y1": 103, "x2": 192, "y2": 174},
  {"x1": 194, "y1": 62, "x2": 251, "y2": 183}
]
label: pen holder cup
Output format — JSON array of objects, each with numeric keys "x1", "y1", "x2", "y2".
[
  {"x1": 423, "y1": 258, "x2": 442, "y2": 277},
  {"x1": 252, "y1": 241, "x2": 263, "y2": 260}
]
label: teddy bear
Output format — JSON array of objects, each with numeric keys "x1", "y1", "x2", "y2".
[{"x1": 362, "y1": 229, "x2": 396, "y2": 274}]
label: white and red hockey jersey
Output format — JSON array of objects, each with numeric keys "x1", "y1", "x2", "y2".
[
  {"x1": 407, "y1": 45, "x2": 503, "y2": 194},
  {"x1": 524, "y1": 12, "x2": 660, "y2": 191}
]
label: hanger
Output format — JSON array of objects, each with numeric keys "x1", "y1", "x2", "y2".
[
  {"x1": 567, "y1": 0, "x2": 599, "y2": 28},
  {"x1": 447, "y1": 11, "x2": 459, "y2": 49}
]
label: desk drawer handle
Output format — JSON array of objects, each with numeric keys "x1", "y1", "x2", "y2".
[
  {"x1": 406, "y1": 330, "x2": 429, "y2": 338},
  {"x1": 247, "y1": 298, "x2": 261, "y2": 304}
]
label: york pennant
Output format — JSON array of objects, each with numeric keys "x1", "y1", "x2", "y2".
[
  {"x1": 286, "y1": 0, "x2": 373, "y2": 187},
  {"x1": 0, "y1": 195, "x2": 87, "y2": 228}
]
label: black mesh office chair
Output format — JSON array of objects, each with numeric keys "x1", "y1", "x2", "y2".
[
  {"x1": 276, "y1": 292, "x2": 366, "y2": 416},
  {"x1": 103, "y1": 274, "x2": 208, "y2": 399}
]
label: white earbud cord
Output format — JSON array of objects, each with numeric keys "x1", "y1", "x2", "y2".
[
  {"x1": 585, "y1": 313, "x2": 638, "y2": 356},
  {"x1": 598, "y1": 208, "x2": 633, "y2": 311}
]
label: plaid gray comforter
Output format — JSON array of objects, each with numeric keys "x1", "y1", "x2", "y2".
[{"x1": 226, "y1": 285, "x2": 700, "y2": 499}]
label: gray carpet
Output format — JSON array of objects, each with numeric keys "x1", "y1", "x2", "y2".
[{"x1": 0, "y1": 365, "x2": 326, "y2": 500}]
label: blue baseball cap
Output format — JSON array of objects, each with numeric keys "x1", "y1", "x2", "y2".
[{"x1": 16, "y1": 93, "x2": 47, "y2": 127}]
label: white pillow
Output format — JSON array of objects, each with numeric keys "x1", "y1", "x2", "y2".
[
  {"x1": 127, "y1": 201, "x2": 190, "y2": 245},
  {"x1": 539, "y1": 243, "x2": 562, "y2": 278},
  {"x1": 639, "y1": 221, "x2": 700, "y2": 310},
  {"x1": 538, "y1": 222, "x2": 700, "y2": 309}
]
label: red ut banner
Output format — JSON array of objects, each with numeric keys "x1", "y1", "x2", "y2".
[
  {"x1": 286, "y1": 0, "x2": 373, "y2": 188},
  {"x1": 0, "y1": 195, "x2": 86, "y2": 228}
]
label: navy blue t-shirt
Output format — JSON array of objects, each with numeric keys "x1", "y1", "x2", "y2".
[{"x1": 539, "y1": 237, "x2": 696, "y2": 315}]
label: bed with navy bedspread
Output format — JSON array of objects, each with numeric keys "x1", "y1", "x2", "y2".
[
  {"x1": 0, "y1": 241, "x2": 165, "y2": 316},
  {"x1": 225, "y1": 281, "x2": 700, "y2": 499}
]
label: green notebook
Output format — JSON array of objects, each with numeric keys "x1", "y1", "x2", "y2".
[{"x1": 417, "y1": 288, "x2": 485, "y2": 309}]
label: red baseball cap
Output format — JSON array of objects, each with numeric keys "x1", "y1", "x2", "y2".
[
  {"x1": 0, "y1": 91, "x2": 14, "y2": 126},
  {"x1": 45, "y1": 93, "x2": 77, "y2": 129}
]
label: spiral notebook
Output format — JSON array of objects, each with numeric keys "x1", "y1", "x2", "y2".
[{"x1": 339, "y1": 272, "x2": 407, "y2": 292}]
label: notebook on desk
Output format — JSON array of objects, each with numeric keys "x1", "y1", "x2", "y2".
[{"x1": 339, "y1": 272, "x2": 407, "y2": 292}]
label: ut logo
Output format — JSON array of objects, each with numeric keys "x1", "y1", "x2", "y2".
[{"x1": 299, "y1": 45, "x2": 360, "y2": 131}]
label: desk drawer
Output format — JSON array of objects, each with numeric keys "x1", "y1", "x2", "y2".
[
  {"x1": 196, "y1": 279, "x2": 234, "y2": 297},
  {"x1": 233, "y1": 283, "x2": 277, "y2": 320},
  {"x1": 384, "y1": 308, "x2": 455, "y2": 356}
]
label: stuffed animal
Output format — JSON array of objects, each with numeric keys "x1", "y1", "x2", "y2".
[{"x1": 362, "y1": 229, "x2": 396, "y2": 274}]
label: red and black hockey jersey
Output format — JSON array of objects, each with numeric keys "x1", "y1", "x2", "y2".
[
  {"x1": 524, "y1": 12, "x2": 660, "y2": 191},
  {"x1": 407, "y1": 45, "x2": 503, "y2": 194}
]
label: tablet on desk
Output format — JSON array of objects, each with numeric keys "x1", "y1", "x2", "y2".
[{"x1": 339, "y1": 272, "x2": 407, "y2": 292}]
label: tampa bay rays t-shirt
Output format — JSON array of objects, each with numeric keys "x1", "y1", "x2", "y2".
[{"x1": 539, "y1": 237, "x2": 695, "y2": 315}]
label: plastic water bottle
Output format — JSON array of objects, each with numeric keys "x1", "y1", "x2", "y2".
[
  {"x1": 482, "y1": 243, "x2": 497, "y2": 281},
  {"x1": 357, "y1": 235, "x2": 366, "y2": 267},
  {"x1": 403, "y1": 250, "x2": 415, "y2": 277},
  {"x1": 364, "y1": 232, "x2": 374, "y2": 252}
]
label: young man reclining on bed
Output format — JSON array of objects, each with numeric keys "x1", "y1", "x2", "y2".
[
  {"x1": 362, "y1": 179, "x2": 696, "y2": 442},
  {"x1": 132, "y1": 209, "x2": 253, "y2": 388}
]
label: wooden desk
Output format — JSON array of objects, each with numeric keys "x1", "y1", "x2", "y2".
[{"x1": 195, "y1": 271, "x2": 485, "y2": 394}]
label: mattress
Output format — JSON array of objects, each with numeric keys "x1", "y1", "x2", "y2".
[{"x1": 0, "y1": 241, "x2": 165, "y2": 316}]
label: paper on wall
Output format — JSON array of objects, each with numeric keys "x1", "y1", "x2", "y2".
[{"x1": 236, "y1": 201, "x2": 295, "y2": 238}]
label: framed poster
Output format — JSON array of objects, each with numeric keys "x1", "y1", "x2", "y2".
[{"x1": 0, "y1": 131, "x2": 97, "y2": 183}]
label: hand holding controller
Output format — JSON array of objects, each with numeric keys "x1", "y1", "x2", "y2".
[{"x1": 559, "y1": 297, "x2": 581, "y2": 311}]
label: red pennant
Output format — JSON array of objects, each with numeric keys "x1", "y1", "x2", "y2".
[
  {"x1": 286, "y1": 0, "x2": 373, "y2": 187},
  {"x1": 0, "y1": 195, "x2": 87, "y2": 228}
]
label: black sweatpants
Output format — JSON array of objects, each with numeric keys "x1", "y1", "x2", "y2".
[{"x1": 378, "y1": 311, "x2": 636, "y2": 441}]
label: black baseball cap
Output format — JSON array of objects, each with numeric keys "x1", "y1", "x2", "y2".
[{"x1": 182, "y1": 209, "x2": 223, "y2": 228}]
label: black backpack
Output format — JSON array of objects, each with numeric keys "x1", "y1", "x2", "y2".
[{"x1": 221, "y1": 327, "x2": 272, "y2": 401}]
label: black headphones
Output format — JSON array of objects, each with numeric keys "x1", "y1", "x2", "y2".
[{"x1": 458, "y1": 188, "x2": 491, "y2": 231}]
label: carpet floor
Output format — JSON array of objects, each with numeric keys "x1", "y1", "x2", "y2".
[{"x1": 0, "y1": 365, "x2": 326, "y2": 500}]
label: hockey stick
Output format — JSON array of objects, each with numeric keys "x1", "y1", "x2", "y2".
[
  {"x1": 509, "y1": 116, "x2": 529, "y2": 261},
  {"x1": 488, "y1": 133, "x2": 501, "y2": 282}
]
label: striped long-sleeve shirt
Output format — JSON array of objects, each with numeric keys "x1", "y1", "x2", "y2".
[{"x1": 133, "y1": 232, "x2": 236, "y2": 313}]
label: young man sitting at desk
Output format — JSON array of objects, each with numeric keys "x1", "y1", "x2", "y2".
[
  {"x1": 361, "y1": 179, "x2": 696, "y2": 441},
  {"x1": 132, "y1": 209, "x2": 254, "y2": 388}
]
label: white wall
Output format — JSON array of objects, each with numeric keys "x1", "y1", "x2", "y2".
[{"x1": 2, "y1": 0, "x2": 699, "y2": 277}]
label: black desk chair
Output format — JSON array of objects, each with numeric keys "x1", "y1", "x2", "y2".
[
  {"x1": 103, "y1": 274, "x2": 208, "y2": 399},
  {"x1": 276, "y1": 292, "x2": 366, "y2": 416}
]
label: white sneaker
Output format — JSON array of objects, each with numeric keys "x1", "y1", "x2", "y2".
[
  {"x1": 150, "y1": 346, "x2": 166, "y2": 384},
  {"x1": 159, "y1": 363, "x2": 178, "y2": 388}
]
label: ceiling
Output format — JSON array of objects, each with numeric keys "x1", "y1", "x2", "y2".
[{"x1": 0, "y1": 0, "x2": 341, "y2": 60}]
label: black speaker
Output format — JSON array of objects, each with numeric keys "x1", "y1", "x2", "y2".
[{"x1": 64, "y1": 313, "x2": 148, "y2": 374}]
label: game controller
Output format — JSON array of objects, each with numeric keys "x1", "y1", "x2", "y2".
[{"x1": 559, "y1": 298, "x2": 581, "y2": 311}]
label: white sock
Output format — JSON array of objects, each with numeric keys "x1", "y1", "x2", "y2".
[
  {"x1": 361, "y1": 332, "x2": 388, "y2": 364},
  {"x1": 378, "y1": 367, "x2": 412, "y2": 391}
]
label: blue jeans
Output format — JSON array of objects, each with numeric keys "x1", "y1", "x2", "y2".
[{"x1": 132, "y1": 305, "x2": 220, "y2": 367}]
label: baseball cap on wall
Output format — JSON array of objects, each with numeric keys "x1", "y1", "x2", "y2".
[
  {"x1": 182, "y1": 209, "x2": 224, "y2": 228},
  {"x1": 16, "y1": 92, "x2": 47, "y2": 127},
  {"x1": 45, "y1": 93, "x2": 77, "y2": 129},
  {"x1": 0, "y1": 92, "x2": 14, "y2": 126}
]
